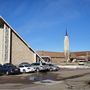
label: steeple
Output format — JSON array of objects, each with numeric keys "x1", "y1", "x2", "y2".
[{"x1": 64, "y1": 27, "x2": 70, "y2": 62}]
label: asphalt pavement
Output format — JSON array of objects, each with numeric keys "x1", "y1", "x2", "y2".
[{"x1": 0, "y1": 69, "x2": 90, "y2": 90}]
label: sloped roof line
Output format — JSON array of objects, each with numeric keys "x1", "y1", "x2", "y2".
[{"x1": 0, "y1": 16, "x2": 44, "y2": 62}]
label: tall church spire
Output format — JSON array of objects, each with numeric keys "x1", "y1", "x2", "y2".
[{"x1": 64, "y1": 28, "x2": 70, "y2": 62}]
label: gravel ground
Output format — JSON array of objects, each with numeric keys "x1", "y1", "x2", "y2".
[{"x1": 0, "y1": 69, "x2": 90, "y2": 90}]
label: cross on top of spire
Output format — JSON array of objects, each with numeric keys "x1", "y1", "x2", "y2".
[{"x1": 65, "y1": 28, "x2": 68, "y2": 36}]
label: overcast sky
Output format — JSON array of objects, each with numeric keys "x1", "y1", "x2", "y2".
[{"x1": 0, "y1": 0, "x2": 90, "y2": 52}]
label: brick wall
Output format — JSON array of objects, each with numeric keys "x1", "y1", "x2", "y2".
[{"x1": 11, "y1": 31, "x2": 36, "y2": 65}]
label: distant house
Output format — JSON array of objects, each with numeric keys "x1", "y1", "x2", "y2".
[
  {"x1": 37, "y1": 51, "x2": 65, "y2": 64},
  {"x1": 37, "y1": 51, "x2": 90, "y2": 64},
  {"x1": 0, "y1": 16, "x2": 44, "y2": 65}
]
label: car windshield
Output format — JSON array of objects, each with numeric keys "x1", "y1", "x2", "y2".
[
  {"x1": 49, "y1": 64, "x2": 54, "y2": 66},
  {"x1": 42, "y1": 63, "x2": 46, "y2": 65},
  {"x1": 79, "y1": 61, "x2": 84, "y2": 62},
  {"x1": 19, "y1": 65, "x2": 24, "y2": 67},
  {"x1": 24, "y1": 65, "x2": 30, "y2": 67},
  {"x1": 3, "y1": 64, "x2": 16, "y2": 68},
  {"x1": 31, "y1": 63, "x2": 40, "y2": 65}
]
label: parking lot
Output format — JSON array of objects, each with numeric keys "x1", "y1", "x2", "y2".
[{"x1": 0, "y1": 69, "x2": 90, "y2": 90}]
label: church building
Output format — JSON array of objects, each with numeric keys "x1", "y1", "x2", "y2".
[{"x1": 0, "y1": 16, "x2": 43, "y2": 65}]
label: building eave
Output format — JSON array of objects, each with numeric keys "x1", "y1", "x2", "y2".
[{"x1": 0, "y1": 16, "x2": 44, "y2": 61}]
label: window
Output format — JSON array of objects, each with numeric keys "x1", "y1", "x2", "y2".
[
  {"x1": 19, "y1": 65, "x2": 24, "y2": 67},
  {"x1": 0, "y1": 23, "x2": 3, "y2": 28}
]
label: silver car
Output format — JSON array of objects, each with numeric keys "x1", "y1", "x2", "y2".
[
  {"x1": 30, "y1": 63, "x2": 48, "y2": 72},
  {"x1": 47, "y1": 63, "x2": 60, "y2": 71}
]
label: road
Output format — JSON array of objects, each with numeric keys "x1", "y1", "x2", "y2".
[{"x1": 0, "y1": 69, "x2": 90, "y2": 90}]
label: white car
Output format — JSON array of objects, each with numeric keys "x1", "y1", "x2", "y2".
[
  {"x1": 19, "y1": 64, "x2": 35, "y2": 73},
  {"x1": 78, "y1": 61, "x2": 85, "y2": 65}
]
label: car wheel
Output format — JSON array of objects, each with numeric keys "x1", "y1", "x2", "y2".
[
  {"x1": 36, "y1": 68, "x2": 39, "y2": 72},
  {"x1": 50, "y1": 68, "x2": 53, "y2": 71},
  {"x1": 23, "y1": 69, "x2": 26, "y2": 73},
  {"x1": 6, "y1": 71, "x2": 9, "y2": 75}
]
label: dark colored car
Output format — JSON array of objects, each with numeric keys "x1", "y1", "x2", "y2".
[
  {"x1": 2, "y1": 63, "x2": 20, "y2": 75},
  {"x1": 0, "y1": 64, "x2": 3, "y2": 75}
]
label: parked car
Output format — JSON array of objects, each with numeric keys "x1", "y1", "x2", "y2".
[
  {"x1": 2, "y1": 63, "x2": 20, "y2": 75},
  {"x1": 0, "y1": 64, "x2": 3, "y2": 75},
  {"x1": 47, "y1": 63, "x2": 60, "y2": 71},
  {"x1": 78, "y1": 61, "x2": 85, "y2": 65},
  {"x1": 18, "y1": 64, "x2": 36, "y2": 73},
  {"x1": 30, "y1": 63, "x2": 48, "y2": 72},
  {"x1": 41, "y1": 63, "x2": 50, "y2": 71}
]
